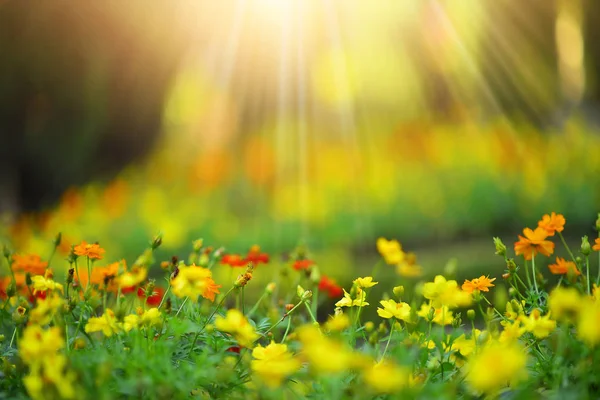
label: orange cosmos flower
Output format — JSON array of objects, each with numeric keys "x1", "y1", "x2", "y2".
[
  {"x1": 537, "y1": 212, "x2": 565, "y2": 236},
  {"x1": 548, "y1": 257, "x2": 580, "y2": 276},
  {"x1": 593, "y1": 238, "x2": 600, "y2": 251},
  {"x1": 11, "y1": 254, "x2": 48, "y2": 276},
  {"x1": 245, "y1": 245, "x2": 270, "y2": 265},
  {"x1": 514, "y1": 227, "x2": 554, "y2": 260},
  {"x1": 221, "y1": 254, "x2": 247, "y2": 268},
  {"x1": 462, "y1": 276, "x2": 496, "y2": 293},
  {"x1": 318, "y1": 275, "x2": 344, "y2": 299},
  {"x1": 74, "y1": 241, "x2": 106, "y2": 260},
  {"x1": 293, "y1": 259, "x2": 314, "y2": 271}
]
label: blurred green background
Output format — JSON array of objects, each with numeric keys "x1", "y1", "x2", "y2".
[{"x1": 1, "y1": 1, "x2": 600, "y2": 287}]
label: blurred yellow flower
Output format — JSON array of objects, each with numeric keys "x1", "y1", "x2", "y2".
[
  {"x1": 376, "y1": 238, "x2": 405, "y2": 265},
  {"x1": 377, "y1": 300, "x2": 411, "y2": 322},
  {"x1": 171, "y1": 265, "x2": 221, "y2": 302},
  {"x1": 499, "y1": 321, "x2": 526, "y2": 343},
  {"x1": 363, "y1": 360, "x2": 409, "y2": 394},
  {"x1": 417, "y1": 304, "x2": 453, "y2": 326},
  {"x1": 29, "y1": 293, "x2": 65, "y2": 326},
  {"x1": 324, "y1": 313, "x2": 351, "y2": 332},
  {"x1": 577, "y1": 298, "x2": 600, "y2": 346},
  {"x1": 465, "y1": 342, "x2": 528, "y2": 394},
  {"x1": 251, "y1": 342, "x2": 300, "y2": 388},
  {"x1": 423, "y1": 275, "x2": 471, "y2": 308},
  {"x1": 19, "y1": 325, "x2": 64, "y2": 365},
  {"x1": 140, "y1": 308, "x2": 162, "y2": 328},
  {"x1": 548, "y1": 287, "x2": 582, "y2": 322},
  {"x1": 85, "y1": 309, "x2": 120, "y2": 337},
  {"x1": 519, "y1": 309, "x2": 556, "y2": 339},
  {"x1": 31, "y1": 275, "x2": 63, "y2": 295},
  {"x1": 215, "y1": 309, "x2": 259, "y2": 348},
  {"x1": 116, "y1": 267, "x2": 147, "y2": 289},
  {"x1": 122, "y1": 314, "x2": 139, "y2": 332}
]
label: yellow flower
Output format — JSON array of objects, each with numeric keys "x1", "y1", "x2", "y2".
[
  {"x1": 451, "y1": 329, "x2": 486, "y2": 358},
  {"x1": 376, "y1": 238, "x2": 405, "y2": 265},
  {"x1": 519, "y1": 309, "x2": 556, "y2": 339},
  {"x1": 423, "y1": 275, "x2": 471, "y2": 308},
  {"x1": 215, "y1": 309, "x2": 259, "y2": 347},
  {"x1": 577, "y1": 298, "x2": 600, "y2": 346},
  {"x1": 504, "y1": 300, "x2": 525, "y2": 320},
  {"x1": 39, "y1": 354, "x2": 77, "y2": 399},
  {"x1": 499, "y1": 321, "x2": 526, "y2": 343},
  {"x1": 29, "y1": 293, "x2": 65, "y2": 326},
  {"x1": 171, "y1": 265, "x2": 221, "y2": 302},
  {"x1": 19, "y1": 325, "x2": 64, "y2": 365},
  {"x1": 140, "y1": 308, "x2": 162, "y2": 328},
  {"x1": 116, "y1": 267, "x2": 147, "y2": 289},
  {"x1": 396, "y1": 262, "x2": 423, "y2": 278},
  {"x1": 465, "y1": 342, "x2": 528, "y2": 394},
  {"x1": 363, "y1": 360, "x2": 410, "y2": 393},
  {"x1": 31, "y1": 275, "x2": 64, "y2": 295},
  {"x1": 548, "y1": 287, "x2": 582, "y2": 322},
  {"x1": 251, "y1": 342, "x2": 301, "y2": 388},
  {"x1": 335, "y1": 288, "x2": 369, "y2": 308},
  {"x1": 353, "y1": 276, "x2": 378, "y2": 289},
  {"x1": 324, "y1": 313, "x2": 351, "y2": 332},
  {"x1": 85, "y1": 309, "x2": 120, "y2": 337},
  {"x1": 296, "y1": 325, "x2": 365, "y2": 374},
  {"x1": 122, "y1": 314, "x2": 139, "y2": 332},
  {"x1": 377, "y1": 300, "x2": 411, "y2": 322},
  {"x1": 417, "y1": 304, "x2": 453, "y2": 326}
]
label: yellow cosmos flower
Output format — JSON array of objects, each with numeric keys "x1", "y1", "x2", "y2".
[
  {"x1": 324, "y1": 313, "x2": 351, "y2": 332},
  {"x1": 85, "y1": 309, "x2": 120, "y2": 337},
  {"x1": 335, "y1": 288, "x2": 369, "y2": 308},
  {"x1": 465, "y1": 342, "x2": 528, "y2": 394},
  {"x1": 116, "y1": 267, "x2": 147, "y2": 289},
  {"x1": 519, "y1": 309, "x2": 556, "y2": 339},
  {"x1": 423, "y1": 275, "x2": 471, "y2": 308},
  {"x1": 29, "y1": 293, "x2": 65, "y2": 326},
  {"x1": 122, "y1": 315, "x2": 139, "y2": 332},
  {"x1": 577, "y1": 298, "x2": 600, "y2": 346},
  {"x1": 140, "y1": 308, "x2": 162, "y2": 328},
  {"x1": 504, "y1": 300, "x2": 525, "y2": 320},
  {"x1": 417, "y1": 303, "x2": 453, "y2": 326},
  {"x1": 215, "y1": 309, "x2": 259, "y2": 348},
  {"x1": 19, "y1": 325, "x2": 64, "y2": 365},
  {"x1": 451, "y1": 329, "x2": 487, "y2": 358},
  {"x1": 376, "y1": 238, "x2": 405, "y2": 265},
  {"x1": 171, "y1": 265, "x2": 221, "y2": 302},
  {"x1": 363, "y1": 360, "x2": 410, "y2": 393},
  {"x1": 548, "y1": 287, "x2": 583, "y2": 322},
  {"x1": 499, "y1": 321, "x2": 526, "y2": 343},
  {"x1": 296, "y1": 325, "x2": 366, "y2": 374},
  {"x1": 24, "y1": 354, "x2": 77, "y2": 400},
  {"x1": 377, "y1": 300, "x2": 412, "y2": 322},
  {"x1": 251, "y1": 342, "x2": 301, "y2": 388},
  {"x1": 31, "y1": 275, "x2": 64, "y2": 295},
  {"x1": 353, "y1": 276, "x2": 378, "y2": 289}
]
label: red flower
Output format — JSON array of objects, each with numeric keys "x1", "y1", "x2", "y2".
[
  {"x1": 221, "y1": 254, "x2": 247, "y2": 268},
  {"x1": 137, "y1": 286, "x2": 166, "y2": 307},
  {"x1": 293, "y1": 259, "x2": 314, "y2": 271},
  {"x1": 318, "y1": 275, "x2": 343, "y2": 299},
  {"x1": 244, "y1": 245, "x2": 269, "y2": 265},
  {"x1": 226, "y1": 346, "x2": 241, "y2": 354}
]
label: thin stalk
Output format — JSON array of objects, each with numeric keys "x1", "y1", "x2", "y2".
[
  {"x1": 558, "y1": 232, "x2": 577, "y2": 264},
  {"x1": 281, "y1": 315, "x2": 293, "y2": 343},
  {"x1": 86, "y1": 257, "x2": 92, "y2": 290},
  {"x1": 586, "y1": 255, "x2": 591, "y2": 295},
  {"x1": 531, "y1": 256, "x2": 539, "y2": 294},
  {"x1": 9, "y1": 327, "x2": 17, "y2": 348},
  {"x1": 379, "y1": 320, "x2": 395, "y2": 362},
  {"x1": 304, "y1": 302, "x2": 318, "y2": 324},
  {"x1": 175, "y1": 297, "x2": 189, "y2": 317},
  {"x1": 158, "y1": 284, "x2": 171, "y2": 309},
  {"x1": 247, "y1": 291, "x2": 267, "y2": 318},
  {"x1": 262, "y1": 300, "x2": 303, "y2": 337}
]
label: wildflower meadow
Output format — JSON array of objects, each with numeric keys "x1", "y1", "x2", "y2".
[{"x1": 1, "y1": 212, "x2": 600, "y2": 399}]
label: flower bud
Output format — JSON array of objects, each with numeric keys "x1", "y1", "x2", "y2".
[
  {"x1": 0, "y1": 334, "x2": 4, "y2": 342},
  {"x1": 12, "y1": 306, "x2": 27, "y2": 325},
  {"x1": 426, "y1": 307, "x2": 435, "y2": 322},
  {"x1": 334, "y1": 307, "x2": 343, "y2": 316},
  {"x1": 596, "y1": 213, "x2": 600, "y2": 232},
  {"x1": 378, "y1": 322, "x2": 388, "y2": 335},
  {"x1": 66, "y1": 268, "x2": 74, "y2": 285},
  {"x1": 6, "y1": 282, "x2": 16, "y2": 298},
  {"x1": 508, "y1": 287, "x2": 517, "y2": 298},
  {"x1": 192, "y1": 239, "x2": 204, "y2": 252},
  {"x1": 493, "y1": 237, "x2": 507, "y2": 257},
  {"x1": 297, "y1": 285, "x2": 306, "y2": 298},
  {"x1": 150, "y1": 233, "x2": 163, "y2": 250},
  {"x1": 301, "y1": 290, "x2": 313, "y2": 302},
  {"x1": 466, "y1": 309, "x2": 476, "y2": 321},
  {"x1": 506, "y1": 259, "x2": 517, "y2": 273},
  {"x1": 74, "y1": 338, "x2": 86, "y2": 350},
  {"x1": 2, "y1": 245, "x2": 11, "y2": 259},
  {"x1": 452, "y1": 313, "x2": 462, "y2": 328},
  {"x1": 265, "y1": 282, "x2": 276, "y2": 295},
  {"x1": 393, "y1": 286, "x2": 405, "y2": 299},
  {"x1": 25, "y1": 273, "x2": 32, "y2": 287},
  {"x1": 581, "y1": 236, "x2": 591, "y2": 256},
  {"x1": 285, "y1": 303, "x2": 295, "y2": 312},
  {"x1": 54, "y1": 232, "x2": 62, "y2": 248},
  {"x1": 309, "y1": 266, "x2": 321, "y2": 284},
  {"x1": 502, "y1": 273, "x2": 511, "y2": 280},
  {"x1": 364, "y1": 321, "x2": 375, "y2": 332}
]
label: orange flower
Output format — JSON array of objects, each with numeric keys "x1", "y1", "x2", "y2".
[
  {"x1": 548, "y1": 257, "x2": 580, "y2": 276},
  {"x1": 593, "y1": 238, "x2": 600, "y2": 252},
  {"x1": 11, "y1": 254, "x2": 48, "y2": 276},
  {"x1": 245, "y1": 245, "x2": 269, "y2": 265},
  {"x1": 293, "y1": 259, "x2": 314, "y2": 271},
  {"x1": 514, "y1": 227, "x2": 555, "y2": 260},
  {"x1": 221, "y1": 254, "x2": 247, "y2": 268},
  {"x1": 538, "y1": 212, "x2": 565, "y2": 236},
  {"x1": 74, "y1": 241, "x2": 106, "y2": 260},
  {"x1": 462, "y1": 276, "x2": 496, "y2": 293}
]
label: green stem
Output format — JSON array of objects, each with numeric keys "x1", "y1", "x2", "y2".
[
  {"x1": 311, "y1": 284, "x2": 319, "y2": 321},
  {"x1": 586, "y1": 255, "x2": 591, "y2": 295},
  {"x1": 281, "y1": 315, "x2": 293, "y2": 343},
  {"x1": 175, "y1": 297, "x2": 189, "y2": 317},
  {"x1": 379, "y1": 320, "x2": 395, "y2": 362},
  {"x1": 158, "y1": 284, "x2": 171, "y2": 309},
  {"x1": 531, "y1": 256, "x2": 539, "y2": 294},
  {"x1": 187, "y1": 286, "x2": 235, "y2": 357},
  {"x1": 304, "y1": 302, "x2": 318, "y2": 324},
  {"x1": 9, "y1": 327, "x2": 17, "y2": 348},
  {"x1": 247, "y1": 291, "x2": 267, "y2": 318},
  {"x1": 74, "y1": 260, "x2": 82, "y2": 292},
  {"x1": 523, "y1": 260, "x2": 533, "y2": 289},
  {"x1": 558, "y1": 231, "x2": 577, "y2": 264},
  {"x1": 262, "y1": 300, "x2": 303, "y2": 338}
]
